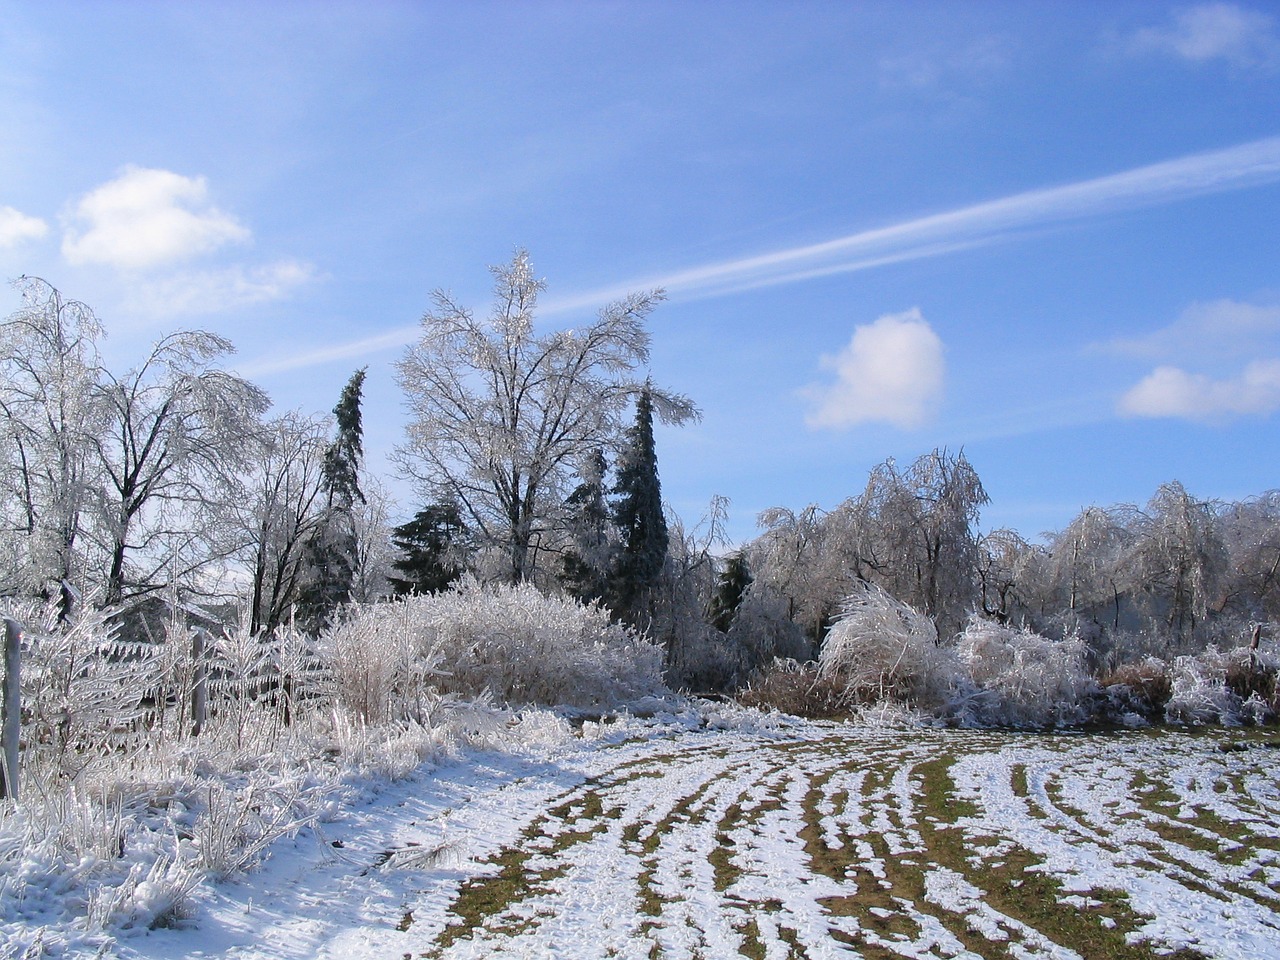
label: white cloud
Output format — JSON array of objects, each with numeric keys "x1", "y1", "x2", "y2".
[
  {"x1": 805, "y1": 308, "x2": 945, "y2": 430},
  {"x1": 1101, "y1": 298, "x2": 1280, "y2": 360},
  {"x1": 62, "y1": 166, "x2": 250, "y2": 270},
  {"x1": 127, "y1": 259, "x2": 317, "y2": 318},
  {"x1": 0, "y1": 205, "x2": 48, "y2": 247},
  {"x1": 1132, "y1": 3, "x2": 1279, "y2": 67},
  {"x1": 1119, "y1": 359, "x2": 1280, "y2": 421}
]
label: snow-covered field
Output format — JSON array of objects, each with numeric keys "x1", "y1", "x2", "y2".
[{"x1": 10, "y1": 710, "x2": 1280, "y2": 959}]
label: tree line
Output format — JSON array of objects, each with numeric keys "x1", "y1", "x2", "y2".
[{"x1": 2, "y1": 257, "x2": 1276, "y2": 695}]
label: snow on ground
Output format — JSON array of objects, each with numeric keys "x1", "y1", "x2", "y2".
[{"x1": 12, "y1": 711, "x2": 1280, "y2": 959}]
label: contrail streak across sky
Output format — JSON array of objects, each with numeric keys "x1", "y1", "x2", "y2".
[{"x1": 246, "y1": 135, "x2": 1280, "y2": 376}]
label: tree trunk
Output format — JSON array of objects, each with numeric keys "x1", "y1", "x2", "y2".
[{"x1": 1, "y1": 618, "x2": 21, "y2": 801}]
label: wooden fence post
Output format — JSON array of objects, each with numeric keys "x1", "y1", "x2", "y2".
[
  {"x1": 1, "y1": 617, "x2": 20, "y2": 801},
  {"x1": 190, "y1": 628, "x2": 207, "y2": 737}
]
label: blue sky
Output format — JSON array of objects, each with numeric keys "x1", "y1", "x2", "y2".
[{"x1": 2, "y1": 1, "x2": 1279, "y2": 544}]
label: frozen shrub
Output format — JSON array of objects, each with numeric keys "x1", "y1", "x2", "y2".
[
  {"x1": 1163, "y1": 640, "x2": 1278, "y2": 726},
  {"x1": 319, "y1": 600, "x2": 443, "y2": 726},
  {"x1": 1165, "y1": 649, "x2": 1243, "y2": 725},
  {"x1": 672, "y1": 621, "x2": 748, "y2": 693},
  {"x1": 819, "y1": 582, "x2": 957, "y2": 710},
  {"x1": 1224, "y1": 651, "x2": 1278, "y2": 719},
  {"x1": 956, "y1": 617, "x2": 1096, "y2": 728},
  {"x1": 405, "y1": 579, "x2": 667, "y2": 709},
  {"x1": 6, "y1": 598, "x2": 162, "y2": 784},
  {"x1": 737, "y1": 658, "x2": 849, "y2": 719}
]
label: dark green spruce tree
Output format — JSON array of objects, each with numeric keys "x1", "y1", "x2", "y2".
[
  {"x1": 610, "y1": 385, "x2": 667, "y2": 624},
  {"x1": 297, "y1": 368, "x2": 366, "y2": 634},
  {"x1": 558, "y1": 448, "x2": 613, "y2": 605},
  {"x1": 708, "y1": 552, "x2": 752, "y2": 633},
  {"x1": 389, "y1": 502, "x2": 467, "y2": 595}
]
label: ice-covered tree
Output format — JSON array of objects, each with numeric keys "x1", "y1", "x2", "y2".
[
  {"x1": 557, "y1": 447, "x2": 613, "y2": 605},
  {"x1": 238, "y1": 412, "x2": 328, "y2": 636},
  {"x1": 1219, "y1": 491, "x2": 1280, "y2": 620},
  {"x1": 976, "y1": 528, "x2": 1042, "y2": 625},
  {"x1": 1128, "y1": 481, "x2": 1226, "y2": 650},
  {"x1": 90, "y1": 329, "x2": 269, "y2": 605},
  {"x1": 0, "y1": 278, "x2": 104, "y2": 595},
  {"x1": 1045, "y1": 506, "x2": 1130, "y2": 634},
  {"x1": 708, "y1": 552, "x2": 751, "y2": 633},
  {"x1": 395, "y1": 250, "x2": 696, "y2": 583},
  {"x1": 349, "y1": 476, "x2": 400, "y2": 603},
  {"x1": 858, "y1": 448, "x2": 988, "y2": 639}
]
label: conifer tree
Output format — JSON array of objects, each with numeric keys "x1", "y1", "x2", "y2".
[
  {"x1": 389, "y1": 502, "x2": 466, "y2": 595},
  {"x1": 297, "y1": 368, "x2": 366, "y2": 634},
  {"x1": 610, "y1": 385, "x2": 667, "y2": 623},
  {"x1": 708, "y1": 552, "x2": 752, "y2": 632}
]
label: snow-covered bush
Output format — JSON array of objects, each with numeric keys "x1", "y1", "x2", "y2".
[
  {"x1": 319, "y1": 599, "x2": 444, "y2": 726},
  {"x1": 956, "y1": 617, "x2": 1096, "y2": 728},
  {"x1": 1163, "y1": 641, "x2": 1277, "y2": 725},
  {"x1": 6, "y1": 599, "x2": 162, "y2": 786},
  {"x1": 818, "y1": 582, "x2": 957, "y2": 710},
  {"x1": 1165, "y1": 650, "x2": 1243, "y2": 725},
  {"x1": 402, "y1": 579, "x2": 667, "y2": 708}
]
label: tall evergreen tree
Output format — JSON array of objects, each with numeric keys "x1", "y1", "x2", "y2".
[
  {"x1": 389, "y1": 502, "x2": 467, "y2": 595},
  {"x1": 610, "y1": 385, "x2": 667, "y2": 622},
  {"x1": 297, "y1": 368, "x2": 366, "y2": 634}
]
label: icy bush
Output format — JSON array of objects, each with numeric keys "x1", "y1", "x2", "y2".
[
  {"x1": 5, "y1": 598, "x2": 162, "y2": 786},
  {"x1": 725, "y1": 588, "x2": 811, "y2": 680},
  {"x1": 1162, "y1": 641, "x2": 1278, "y2": 726},
  {"x1": 400, "y1": 579, "x2": 667, "y2": 709},
  {"x1": 1165, "y1": 651, "x2": 1243, "y2": 725},
  {"x1": 818, "y1": 582, "x2": 957, "y2": 710},
  {"x1": 319, "y1": 599, "x2": 444, "y2": 726},
  {"x1": 956, "y1": 617, "x2": 1096, "y2": 728}
]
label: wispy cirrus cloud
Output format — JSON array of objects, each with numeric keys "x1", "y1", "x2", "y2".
[
  {"x1": 127, "y1": 260, "x2": 318, "y2": 319},
  {"x1": 1130, "y1": 3, "x2": 1279, "y2": 68},
  {"x1": 244, "y1": 135, "x2": 1280, "y2": 372},
  {"x1": 62, "y1": 166, "x2": 250, "y2": 270},
  {"x1": 1099, "y1": 298, "x2": 1280, "y2": 361},
  {"x1": 804, "y1": 308, "x2": 945, "y2": 431},
  {"x1": 540, "y1": 135, "x2": 1280, "y2": 314},
  {"x1": 239, "y1": 327, "x2": 411, "y2": 378},
  {"x1": 0, "y1": 205, "x2": 48, "y2": 247}
]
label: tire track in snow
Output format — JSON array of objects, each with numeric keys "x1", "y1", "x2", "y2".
[{"x1": 125, "y1": 725, "x2": 1280, "y2": 960}]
